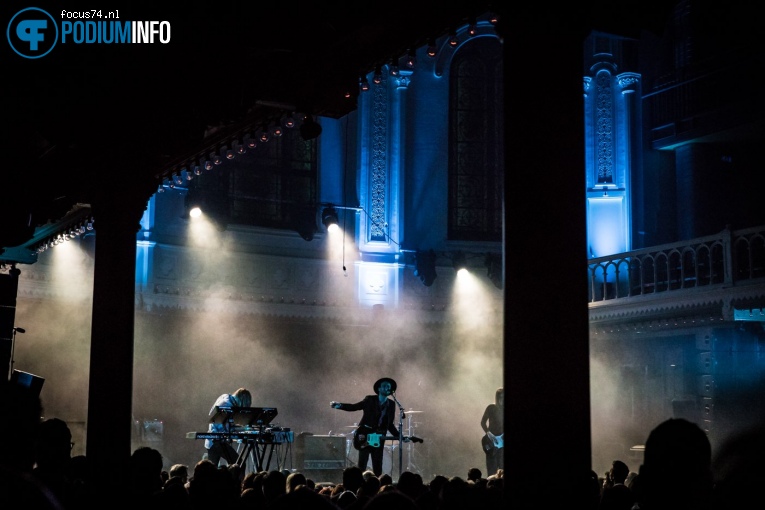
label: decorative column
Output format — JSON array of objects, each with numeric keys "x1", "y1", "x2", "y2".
[
  {"x1": 584, "y1": 34, "x2": 642, "y2": 260},
  {"x1": 136, "y1": 194, "x2": 157, "y2": 295},
  {"x1": 354, "y1": 66, "x2": 411, "y2": 309}
]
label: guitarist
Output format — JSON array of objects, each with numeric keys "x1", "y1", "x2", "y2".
[
  {"x1": 330, "y1": 377, "x2": 402, "y2": 476},
  {"x1": 480, "y1": 387, "x2": 504, "y2": 477}
]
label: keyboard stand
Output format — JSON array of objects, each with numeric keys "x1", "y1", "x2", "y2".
[{"x1": 236, "y1": 439, "x2": 277, "y2": 473}]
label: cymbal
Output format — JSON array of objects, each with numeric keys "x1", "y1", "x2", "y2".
[
  {"x1": 345, "y1": 425, "x2": 358, "y2": 428},
  {"x1": 405, "y1": 410, "x2": 424, "y2": 414}
]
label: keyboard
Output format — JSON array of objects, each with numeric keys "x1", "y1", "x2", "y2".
[{"x1": 186, "y1": 428, "x2": 294, "y2": 443}]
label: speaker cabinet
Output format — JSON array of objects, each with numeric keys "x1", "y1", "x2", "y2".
[
  {"x1": 672, "y1": 398, "x2": 699, "y2": 423},
  {"x1": 11, "y1": 369, "x2": 45, "y2": 397},
  {"x1": 295, "y1": 434, "x2": 347, "y2": 471}
]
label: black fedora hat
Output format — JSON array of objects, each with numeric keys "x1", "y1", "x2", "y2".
[{"x1": 373, "y1": 377, "x2": 397, "y2": 394}]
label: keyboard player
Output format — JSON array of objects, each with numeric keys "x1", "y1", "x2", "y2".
[{"x1": 205, "y1": 387, "x2": 252, "y2": 466}]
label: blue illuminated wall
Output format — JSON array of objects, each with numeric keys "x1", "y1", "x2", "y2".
[
  {"x1": 584, "y1": 33, "x2": 641, "y2": 259},
  {"x1": 348, "y1": 18, "x2": 502, "y2": 309},
  {"x1": 134, "y1": 16, "x2": 504, "y2": 311}
]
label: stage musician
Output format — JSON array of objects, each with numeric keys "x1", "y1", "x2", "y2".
[
  {"x1": 205, "y1": 387, "x2": 252, "y2": 466},
  {"x1": 480, "y1": 387, "x2": 504, "y2": 476},
  {"x1": 330, "y1": 377, "x2": 402, "y2": 476}
]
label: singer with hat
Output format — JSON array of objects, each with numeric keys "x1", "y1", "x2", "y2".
[{"x1": 330, "y1": 377, "x2": 402, "y2": 476}]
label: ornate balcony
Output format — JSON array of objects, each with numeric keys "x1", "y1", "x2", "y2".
[{"x1": 588, "y1": 225, "x2": 765, "y2": 332}]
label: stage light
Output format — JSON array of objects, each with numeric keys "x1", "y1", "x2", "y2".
[
  {"x1": 427, "y1": 38, "x2": 437, "y2": 58},
  {"x1": 321, "y1": 207, "x2": 339, "y2": 233},
  {"x1": 452, "y1": 251, "x2": 468, "y2": 272},
  {"x1": 183, "y1": 188, "x2": 229, "y2": 230},
  {"x1": 300, "y1": 115, "x2": 322, "y2": 140},
  {"x1": 404, "y1": 49, "x2": 416, "y2": 69},
  {"x1": 448, "y1": 29, "x2": 458, "y2": 47},
  {"x1": 186, "y1": 200, "x2": 203, "y2": 219},
  {"x1": 415, "y1": 249, "x2": 437, "y2": 287},
  {"x1": 468, "y1": 19, "x2": 477, "y2": 36},
  {"x1": 184, "y1": 188, "x2": 205, "y2": 220},
  {"x1": 389, "y1": 58, "x2": 399, "y2": 76},
  {"x1": 360, "y1": 75, "x2": 370, "y2": 92}
]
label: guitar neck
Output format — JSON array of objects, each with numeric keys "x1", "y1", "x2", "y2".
[{"x1": 376, "y1": 434, "x2": 421, "y2": 442}]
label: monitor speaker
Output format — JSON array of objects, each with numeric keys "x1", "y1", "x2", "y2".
[
  {"x1": 11, "y1": 369, "x2": 45, "y2": 397},
  {"x1": 295, "y1": 434, "x2": 346, "y2": 471}
]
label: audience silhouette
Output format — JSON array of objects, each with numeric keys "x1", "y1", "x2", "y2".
[
  {"x1": 711, "y1": 422, "x2": 765, "y2": 510},
  {"x1": 638, "y1": 418, "x2": 715, "y2": 510},
  {"x1": 21, "y1": 394, "x2": 765, "y2": 510},
  {"x1": 599, "y1": 459, "x2": 635, "y2": 510},
  {"x1": 0, "y1": 380, "x2": 63, "y2": 509},
  {"x1": 33, "y1": 418, "x2": 77, "y2": 508},
  {"x1": 128, "y1": 445, "x2": 165, "y2": 508}
]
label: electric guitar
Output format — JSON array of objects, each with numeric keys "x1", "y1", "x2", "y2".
[
  {"x1": 353, "y1": 426, "x2": 424, "y2": 450},
  {"x1": 481, "y1": 432, "x2": 504, "y2": 452}
]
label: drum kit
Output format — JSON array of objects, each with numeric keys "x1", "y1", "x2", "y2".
[{"x1": 341, "y1": 409, "x2": 425, "y2": 476}]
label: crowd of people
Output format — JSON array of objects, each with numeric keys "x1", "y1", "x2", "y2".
[{"x1": 3, "y1": 378, "x2": 763, "y2": 509}]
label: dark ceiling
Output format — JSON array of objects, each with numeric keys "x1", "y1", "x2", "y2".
[
  {"x1": 1, "y1": 1, "x2": 683, "y2": 256},
  {"x1": 1, "y1": 2, "x2": 503, "y2": 252}
]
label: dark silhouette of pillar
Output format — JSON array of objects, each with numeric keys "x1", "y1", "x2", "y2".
[
  {"x1": 85, "y1": 193, "x2": 144, "y2": 494},
  {"x1": 501, "y1": 6, "x2": 592, "y2": 507}
]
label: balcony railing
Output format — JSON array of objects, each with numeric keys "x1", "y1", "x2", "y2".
[{"x1": 588, "y1": 226, "x2": 765, "y2": 303}]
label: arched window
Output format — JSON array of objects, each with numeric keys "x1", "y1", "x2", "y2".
[
  {"x1": 229, "y1": 134, "x2": 317, "y2": 230},
  {"x1": 448, "y1": 37, "x2": 503, "y2": 241},
  {"x1": 193, "y1": 130, "x2": 318, "y2": 237}
]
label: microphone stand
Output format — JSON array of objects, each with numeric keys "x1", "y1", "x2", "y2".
[{"x1": 391, "y1": 391, "x2": 405, "y2": 479}]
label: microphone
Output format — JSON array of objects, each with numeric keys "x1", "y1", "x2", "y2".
[{"x1": 14, "y1": 327, "x2": 25, "y2": 333}]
